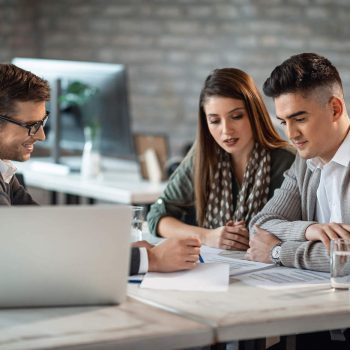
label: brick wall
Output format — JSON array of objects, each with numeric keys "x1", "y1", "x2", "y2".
[
  {"x1": 2, "y1": 0, "x2": 350, "y2": 155},
  {"x1": 0, "y1": 0, "x2": 38, "y2": 61}
]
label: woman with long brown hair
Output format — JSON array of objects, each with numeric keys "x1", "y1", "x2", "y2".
[{"x1": 147, "y1": 68, "x2": 295, "y2": 250}]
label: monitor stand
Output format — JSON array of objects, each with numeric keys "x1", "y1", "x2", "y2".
[{"x1": 50, "y1": 78, "x2": 62, "y2": 165}]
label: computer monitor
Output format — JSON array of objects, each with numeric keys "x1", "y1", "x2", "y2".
[{"x1": 12, "y1": 58, "x2": 135, "y2": 162}]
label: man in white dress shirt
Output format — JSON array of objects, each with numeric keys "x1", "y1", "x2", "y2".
[
  {"x1": 247, "y1": 53, "x2": 350, "y2": 270},
  {"x1": 0, "y1": 63, "x2": 200, "y2": 275},
  {"x1": 246, "y1": 53, "x2": 350, "y2": 349}
]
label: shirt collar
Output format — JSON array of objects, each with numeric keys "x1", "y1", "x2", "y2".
[
  {"x1": 332, "y1": 129, "x2": 350, "y2": 167},
  {"x1": 0, "y1": 159, "x2": 17, "y2": 183},
  {"x1": 306, "y1": 157, "x2": 322, "y2": 171},
  {"x1": 307, "y1": 130, "x2": 350, "y2": 171}
]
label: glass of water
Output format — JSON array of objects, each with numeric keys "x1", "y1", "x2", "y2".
[
  {"x1": 130, "y1": 206, "x2": 145, "y2": 242},
  {"x1": 330, "y1": 239, "x2": 350, "y2": 289}
]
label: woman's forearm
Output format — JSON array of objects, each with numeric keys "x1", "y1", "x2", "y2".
[{"x1": 157, "y1": 216, "x2": 209, "y2": 242}]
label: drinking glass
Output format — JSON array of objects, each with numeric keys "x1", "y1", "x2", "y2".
[
  {"x1": 130, "y1": 206, "x2": 145, "y2": 242},
  {"x1": 330, "y1": 239, "x2": 350, "y2": 289}
]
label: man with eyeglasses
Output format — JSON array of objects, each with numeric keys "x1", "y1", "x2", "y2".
[
  {"x1": 0, "y1": 63, "x2": 50, "y2": 206},
  {"x1": 0, "y1": 63, "x2": 201, "y2": 275}
]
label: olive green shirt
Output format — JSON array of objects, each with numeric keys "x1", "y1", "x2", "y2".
[{"x1": 147, "y1": 148, "x2": 295, "y2": 236}]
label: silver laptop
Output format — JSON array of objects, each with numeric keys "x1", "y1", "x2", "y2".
[{"x1": 0, "y1": 205, "x2": 131, "y2": 307}]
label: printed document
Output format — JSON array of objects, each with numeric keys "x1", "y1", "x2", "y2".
[
  {"x1": 200, "y1": 246, "x2": 330, "y2": 289},
  {"x1": 200, "y1": 245, "x2": 273, "y2": 276},
  {"x1": 235, "y1": 266, "x2": 330, "y2": 289},
  {"x1": 140, "y1": 263, "x2": 229, "y2": 291}
]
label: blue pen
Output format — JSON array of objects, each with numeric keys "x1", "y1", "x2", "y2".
[
  {"x1": 128, "y1": 279, "x2": 142, "y2": 284},
  {"x1": 199, "y1": 254, "x2": 205, "y2": 263}
]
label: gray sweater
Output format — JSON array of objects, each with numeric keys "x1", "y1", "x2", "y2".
[{"x1": 249, "y1": 154, "x2": 350, "y2": 272}]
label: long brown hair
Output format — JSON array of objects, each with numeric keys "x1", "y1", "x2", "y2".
[{"x1": 194, "y1": 68, "x2": 288, "y2": 226}]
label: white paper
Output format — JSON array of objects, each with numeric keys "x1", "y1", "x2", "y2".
[
  {"x1": 200, "y1": 245, "x2": 274, "y2": 276},
  {"x1": 140, "y1": 263, "x2": 229, "y2": 291},
  {"x1": 236, "y1": 266, "x2": 330, "y2": 289}
]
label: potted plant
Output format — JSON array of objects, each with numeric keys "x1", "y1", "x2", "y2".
[{"x1": 60, "y1": 81, "x2": 101, "y2": 178}]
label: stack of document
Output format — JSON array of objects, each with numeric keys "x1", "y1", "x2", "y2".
[
  {"x1": 200, "y1": 246, "x2": 272, "y2": 276},
  {"x1": 200, "y1": 246, "x2": 330, "y2": 289},
  {"x1": 133, "y1": 245, "x2": 330, "y2": 291}
]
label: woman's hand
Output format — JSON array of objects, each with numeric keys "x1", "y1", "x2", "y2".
[{"x1": 203, "y1": 220, "x2": 249, "y2": 250}]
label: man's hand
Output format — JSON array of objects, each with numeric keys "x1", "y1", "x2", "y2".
[
  {"x1": 245, "y1": 225, "x2": 281, "y2": 263},
  {"x1": 147, "y1": 237, "x2": 201, "y2": 272},
  {"x1": 203, "y1": 220, "x2": 249, "y2": 250},
  {"x1": 305, "y1": 223, "x2": 350, "y2": 252}
]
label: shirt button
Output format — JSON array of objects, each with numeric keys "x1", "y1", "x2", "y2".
[{"x1": 157, "y1": 199, "x2": 163, "y2": 204}]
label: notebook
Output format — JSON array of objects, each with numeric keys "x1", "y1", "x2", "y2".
[{"x1": 0, "y1": 205, "x2": 131, "y2": 307}]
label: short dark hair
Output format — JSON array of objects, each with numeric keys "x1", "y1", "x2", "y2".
[
  {"x1": 0, "y1": 63, "x2": 50, "y2": 116},
  {"x1": 263, "y1": 53, "x2": 342, "y2": 98}
]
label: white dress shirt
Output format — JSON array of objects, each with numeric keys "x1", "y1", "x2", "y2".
[
  {"x1": 0, "y1": 159, "x2": 17, "y2": 183},
  {"x1": 138, "y1": 247, "x2": 149, "y2": 273},
  {"x1": 307, "y1": 131, "x2": 350, "y2": 223}
]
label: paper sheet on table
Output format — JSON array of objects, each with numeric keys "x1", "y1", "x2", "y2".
[
  {"x1": 200, "y1": 245, "x2": 274, "y2": 276},
  {"x1": 235, "y1": 266, "x2": 330, "y2": 289},
  {"x1": 140, "y1": 263, "x2": 229, "y2": 291}
]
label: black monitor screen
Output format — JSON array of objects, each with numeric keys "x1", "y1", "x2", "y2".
[{"x1": 12, "y1": 58, "x2": 134, "y2": 160}]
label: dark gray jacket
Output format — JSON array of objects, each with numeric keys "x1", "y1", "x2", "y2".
[{"x1": 0, "y1": 174, "x2": 37, "y2": 206}]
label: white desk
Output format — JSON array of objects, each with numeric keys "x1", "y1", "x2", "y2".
[
  {"x1": 128, "y1": 278, "x2": 350, "y2": 345},
  {"x1": 0, "y1": 297, "x2": 213, "y2": 350},
  {"x1": 14, "y1": 158, "x2": 166, "y2": 205}
]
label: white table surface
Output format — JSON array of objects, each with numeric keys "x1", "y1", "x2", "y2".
[
  {"x1": 128, "y1": 277, "x2": 350, "y2": 344},
  {"x1": 0, "y1": 297, "x2": 213, "y2": 350},
  {"x1": 14, "y1": 157, "x2": 166, "y2": 205}
]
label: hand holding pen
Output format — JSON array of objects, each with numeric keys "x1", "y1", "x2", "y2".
[{"x1": 148, "y1": 236, "x2": 201, "y2": 272}]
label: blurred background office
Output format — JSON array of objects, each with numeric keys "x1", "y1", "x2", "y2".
[{"x1": 2, "y1": 0, "x2": 350, "y2": 157}]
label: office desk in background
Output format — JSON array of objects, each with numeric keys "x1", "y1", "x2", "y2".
[
  {"x1": 128, "y1": 278, "x2": 350, "y2": 349},
  {"x1": 14, "y1": 157, "x2": 166, "y2": 205},
  {"x1": 0, "y1": 297, "x2": 213, "y2": 350}
]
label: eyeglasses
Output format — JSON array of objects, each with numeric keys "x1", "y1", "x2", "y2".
[{"x1": 0, "y1": 111, "x2": 50, "y2": 136}]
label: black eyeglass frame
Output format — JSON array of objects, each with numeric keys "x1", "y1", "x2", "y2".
[{"x1": 0, "y1": 111, "x2": 50, "y2": 136}]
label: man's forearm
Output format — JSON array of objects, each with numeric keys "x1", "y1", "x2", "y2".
[
  {"x1": 280, "y1": 240, "x2": 330, "y2": 272},
  {"x1": 250, "y1": 215, "x2": 316, "y2": 241}
]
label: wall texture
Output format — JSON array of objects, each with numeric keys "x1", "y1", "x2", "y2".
[{"x1": 1, "y1": 0, "x2": 350, "y2": 155}]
